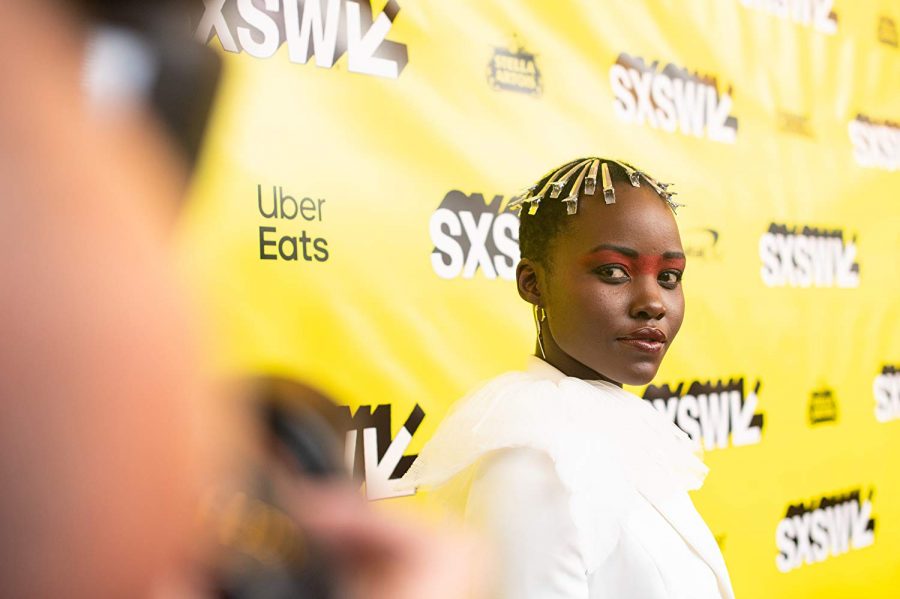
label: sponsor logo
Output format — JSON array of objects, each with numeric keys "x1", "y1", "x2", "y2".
[
  {"x1": 759, "y1": 223, "x2": 859, "y2": 288},
  {"x1": 848, "y1": 114, "x2": 900, "y2": 171},
  {"x1": 610, "y1": 53, "x2": 738, "y2": 143},
  {"x1": 257, "y1": 184, "x2": 329, "y2": 262},
  {"x1": 339, "y1": 403, "x2": 424, "y2": 500},
  {"x1": 808, "y1": 386, "x2": 838, "y2": 425},
  {"x1": 195, "y1": 0, "x2": 409, "y2": 79},
  {"x1": 777, "y1": 110, "x2": 814, "y2": 138},
  {"x1": 643, "y1": 377, "x2": 764, "y2": 451},
  {"x1": 775, "y1": 487, "x2": 876, "y2": 572},
  {"x1": 430, "y1": 191, "x2": 520, "y2": 280},
  {"x1": 739, "y1": 0, "x2": 838, "y2": 34},
  {"x1": 878, "y1": 15, "x2": 898, "y2": 48},
  {"x1": 683, "y1": 227, "x2": 722, "y2": 260},
  {"x1": 487, "y1": 42, "x2": 542, "y2": 96},
  {"x1": 874, "y1": 365, "x2": 900, "y2": 423}
]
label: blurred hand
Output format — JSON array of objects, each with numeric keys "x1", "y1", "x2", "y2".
[{"x1": 278, "y1": 478, "x2": 486, "y2": 599}]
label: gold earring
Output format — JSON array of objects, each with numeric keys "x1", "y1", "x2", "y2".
[{"x1": 533, "y1": 305, "x2": 547, "y2": 359}]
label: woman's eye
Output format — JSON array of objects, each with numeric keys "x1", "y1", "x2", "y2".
[
  {"x1": 659, "y1": 270, "x2": 683, "y2": 288},
  {"x1": 597, "y1": 265, "x2": 629, "y2": 281}
]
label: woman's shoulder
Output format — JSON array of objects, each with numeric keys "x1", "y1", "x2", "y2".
[{"x1": 399, "y1": 360, "x2": 636, "y2": 502}]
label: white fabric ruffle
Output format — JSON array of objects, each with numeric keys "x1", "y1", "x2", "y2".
[{"x1": 398, "y1": 357, "x2": 708, "y2": 572}]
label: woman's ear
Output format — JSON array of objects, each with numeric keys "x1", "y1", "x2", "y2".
[{"x1": 516, "y1": 258, "x2": 544, "y2": 307}]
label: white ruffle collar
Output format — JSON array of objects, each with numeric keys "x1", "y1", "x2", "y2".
[{"x1": 399, "y1": 356, "x2": 709, "y2": 570}]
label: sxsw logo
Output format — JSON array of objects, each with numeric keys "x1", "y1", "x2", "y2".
[
  {"x1": 874, "y1": 365, "x2": 900, "y2": 423},
  {"x1": 643, "y1": 377, "x2": 764, "y2": 451},
  {"x1": 610, "y1": 53, "x2": 738, "y2": 143},
  {"x1": 775, "y1": 488, "x2": 875, "y2": 572},
  {"x1": 430, "y1": 191, "x2": 520, "y2": 280},
  {"x1": 759, "y1": 223, "x2": 860, "y2": 288},
  {"x1": 848, "y1": 114, "x2": 900, "y2": 171},
  {"x1": 195, "y1": 0, "x2": 409, "y2": 79},
  {"x1": 739, "y1": 0, "x2": 838, "y2": 34},
  {"x1": 339, "y1": 403, "x2": 423, "y2": 500}
]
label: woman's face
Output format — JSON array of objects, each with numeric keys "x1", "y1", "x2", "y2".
[{"x1": 524, "y1": 182, "x2": 686, "y2": 386}]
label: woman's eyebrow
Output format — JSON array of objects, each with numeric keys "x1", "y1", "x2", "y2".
[
  {"x1": 588, "y1": 244, "x2": 639, "y2": 257},
  {"x1": 587, "y1": 244, "x2": 686, "y2": 260}
]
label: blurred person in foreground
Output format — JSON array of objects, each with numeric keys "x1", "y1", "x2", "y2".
[{"x1": 0, "y1": 2, "x2": 481, "y2": 597}]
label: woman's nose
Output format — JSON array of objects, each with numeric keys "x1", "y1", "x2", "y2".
[{"x1": 629, "y1": 277, "x2": 666, "y2": 320}]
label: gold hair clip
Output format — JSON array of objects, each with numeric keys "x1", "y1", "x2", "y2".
[
  {"x1": 512, "y1": 157, "x2": 683, "y2": 215},
  {"x1": 601, "y1": 162, "x2": 615, "y2": 204},
  {"x1": 562, "y1": 160, "x2": 593, "y2": 215},
  {"x1": 549, "y1": 161, "x2": 587, "y2": 199},
  {"x1": 583, "y1": 159, "x2": 600, "y2": 195}
]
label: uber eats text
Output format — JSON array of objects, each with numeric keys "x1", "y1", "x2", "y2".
[{"x1": 257, "y1": 184, "x2": 329, "y2": 262}]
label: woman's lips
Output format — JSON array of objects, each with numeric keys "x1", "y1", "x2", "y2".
[
  {"x1": 617, "y1": 338, "x2": 665, "y2": 353},
  {"x1": 617, "y1": 328, "x2": 667, "y2": 354}
]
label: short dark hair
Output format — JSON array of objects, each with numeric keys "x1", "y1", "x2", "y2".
[{"x1": 518, "y1": 157, "x2": 634, "y2": 268}]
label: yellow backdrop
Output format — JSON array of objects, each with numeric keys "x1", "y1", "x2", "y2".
[{"x1": 178, "y1": 0, "x2": 900, "y2": 596}]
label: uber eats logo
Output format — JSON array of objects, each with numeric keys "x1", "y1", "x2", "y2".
[
  {"x1": 257, "y1": 184, "x2": 329, "y2": 262},
  {"x1": 642, "y1": 378, "x2": 764, "y2": 451},
  {"x1": 874, "y1": 365, "x2": 900, "y2": 423},
  {"x1": 609, "y1": 53, "x2": 738, "y2": 143},
  {"x1": 195, "y1": 0, "x2": 409, "y2": 79},
  {"x1": 759, "y1": 223, "x2": 859, "y2": 288},
  {"x1": 776, "y1": 488, "x2": 875, "y2": 572},
  {"x1": 429, "y1": 191, "x2": 520, "y2": 280}
]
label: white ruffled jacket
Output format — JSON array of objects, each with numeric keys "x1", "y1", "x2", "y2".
[{"x1": 398, "y1": 357, "x2": 736, "y2": 599}]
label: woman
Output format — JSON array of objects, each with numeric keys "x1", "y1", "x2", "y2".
[{"x1": 400, "y1": 158, "x2": 736, "y2": 598}]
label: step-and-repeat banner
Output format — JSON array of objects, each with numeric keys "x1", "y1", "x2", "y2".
[{"x1": 178, "y1": 1, "x2": 900, "y2": 596}]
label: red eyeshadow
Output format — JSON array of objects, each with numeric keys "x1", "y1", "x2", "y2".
[{"x1": 582, "y1": 249, "x2": 685, "y2": 274}]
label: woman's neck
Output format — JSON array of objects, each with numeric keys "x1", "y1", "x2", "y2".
[{"x1": 536, "y1": 331, "x2": 622, "y2": 387}]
